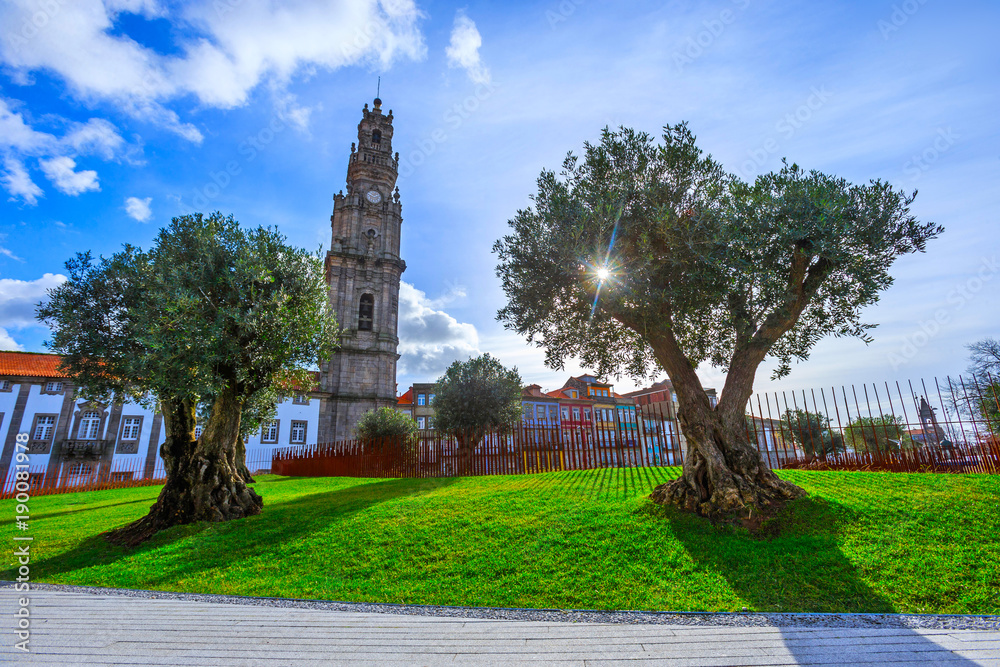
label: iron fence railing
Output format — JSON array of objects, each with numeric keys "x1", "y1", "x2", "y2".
[
  {"x1": 3, "y1": 376, "x2": 996, "y2": 499},
  {"x1": 275, "y1": 375, "x2": 999, "y2": 478}
]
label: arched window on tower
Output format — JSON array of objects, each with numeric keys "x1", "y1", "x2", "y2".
[
  {"x1": 371, "y1": 130, "x2": 381, "y2": 146},
  {"x1": 358, "y1": 294, "x2": 374, "y2": 331}
]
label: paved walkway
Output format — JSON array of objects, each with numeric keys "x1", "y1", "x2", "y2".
[{"x1": 3, "y1": 588, "x2": 999, "y2": 666}]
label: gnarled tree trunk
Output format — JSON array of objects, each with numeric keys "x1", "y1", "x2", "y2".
[
  {"x1": 232, "y1": 434, "x2": 255, "y2": 484},
  {"x1": 107, "y1": 389, "x2": 263, "y2": 547},
  {"x1": 648, "y1": 333, "x2": 804, "y2": 518}
]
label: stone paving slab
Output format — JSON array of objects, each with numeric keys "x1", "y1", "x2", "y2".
[{"x1": 2, "y1": 587, "x2": 998, "y2": 666}]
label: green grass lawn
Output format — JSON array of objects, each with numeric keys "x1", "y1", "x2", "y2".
[{"x1": 3, "y1": 468, "x2": 998, "y2": 614}]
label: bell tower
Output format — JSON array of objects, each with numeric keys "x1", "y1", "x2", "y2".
[{"x1": 319, "y1": 97, "x2": 406, "y2": 442}]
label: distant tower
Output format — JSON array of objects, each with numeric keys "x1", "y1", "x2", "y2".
[
  {"x1": 318, "y1": 97, "x2": 406, "y2": 442},
  {"x1": 916, "y1": 396, "x2": 946, "y2": 449}
]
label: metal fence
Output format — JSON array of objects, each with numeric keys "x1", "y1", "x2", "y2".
[
  {"x1": 275, "y1": 376, "x2": 1000, "y2": 478},
  {"x1": 3, "y1": 376, "x2": 996, "y2": 499}
]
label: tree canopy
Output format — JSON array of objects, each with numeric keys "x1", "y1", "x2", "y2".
[
  {"x1": 356, "y1": 406, "x2": 419, "y2": 443},
  {"x1": 494, "y1": 124, "x2": 943, "y2": 517},
  {"x1": 495, "y1": 124, "x2": 943, "y2": 387},
  {"x1": 780, "y1": 409, "x2": 846, "y2": 458},
  {"x1": 949, "y1": 338, "x2": 1000, "y2": 435},
  {"x1": 432, "y1": 354, "x2": 523, "y2": 449},
  {"x1": 843, "y1": 415, "x2": 911, "y2": 454}
]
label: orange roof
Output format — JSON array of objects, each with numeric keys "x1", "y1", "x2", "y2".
[
  {"x1": 0, "y1": 351, "x2": 69, "y2": 378},
  {"x1": 397, "y1": 387, "x2": 413, "y2": 405}
]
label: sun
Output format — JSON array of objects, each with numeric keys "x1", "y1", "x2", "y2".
[{"x1": 596, "y1": 267, "x2": 610, "y2": 280}]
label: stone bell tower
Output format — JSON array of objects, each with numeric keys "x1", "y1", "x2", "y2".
[{"x1": 318, "y1": 97, "x2": 406, "y2": 442}]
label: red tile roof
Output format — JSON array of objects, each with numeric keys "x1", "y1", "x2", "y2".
[
  {"x1": 397, "y1": 387, "x2": 413, "y2": 405},
  {"x1": 0, "y1": 351, "x2": 69, "y2": 378}
]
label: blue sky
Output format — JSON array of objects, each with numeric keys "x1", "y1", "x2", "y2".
[{"x1": 0, "y1": 0, "x2": 997, "y2": 398}]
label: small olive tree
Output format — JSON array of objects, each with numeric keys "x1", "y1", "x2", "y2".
[
  {"x1": 843, "y1": 415, "x2": 911, "y2": 454},
  {"x1": 781, "y1": 409, "x2": 846, "y2": 458},
  {"x1": 432, "y1": 354, "x2": 523, "y2": 463},
  {"x1": 356, "y1": 406, "x2": 419, "y2": 448}
]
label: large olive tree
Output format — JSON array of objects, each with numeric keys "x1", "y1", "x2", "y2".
[
  {"x1": 38, "y1": 213, "x2": 337, "y2": 545},
  {"x1": 494, "y1": 125, "x2": 942, "y2": 518}
]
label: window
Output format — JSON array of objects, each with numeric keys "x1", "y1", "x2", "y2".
[
  {"x1": 522, "y1": 404, "x2": 531, "y2": 419},
  {"x1": 417, "y1": 416, "x2": 426, "y2": 429},
  {"x1": 293, "y1": 394, "x2": 309, "y2": 405},
  {"x1": 33, "y1": 416, "x2": 56, "y2": 441},
  {"x1": 78, "y1": 411, "x2": 101, "y2": 440},
  {"x1": 572, "y1": 407, "x2": 581, "y2": 420},
  {"x1": 68, "y1": 463, "x2": 93, "y2": 477},
  {"x1": 428, "y1": 393, "x2": 435, "y2": 404},
  {"x1": 427, "y1": 417, "x2": 434, "y2": 429},
  {"x1": 417, "y1": 394, "x2": 426, "y2": 406},
  {"x1": 45, "y1": 382, "x2": 63, "y2": 392},
  {"x1": 194, "y1": 425, "x2": 203, "y2": 440},
  {"x1": 372, "y1": 129, "x2": 382, "y2": 144},
  {"x1": 290, "y1": 420, "x2": 307, "y2": 444},
  {"x1": 548, "y1": 405, "x2": 559, "y2": 420},
  {"x1": 262, "y1": 420, "x2": 279, "y2": 443},
  {"x1": 536, "y1": 405, "x2": 546, "y2": 420},
  {"x1": 569, "y1": 390, "x2": 578, "y2": 399},
  {"x1": 120, "y1": 417, "x2": 142, "y2": 441},
  {"x1": 561, "y1": 407, "x2": 569, "y2": 420},
  {"x1": 584, "y1": 408, "x2": 591, "y2": 420},
  {"x1": 0, "y1": 380, "x2": 10, "y2": 391},
  {"x1": 358, "y1": 294, "x2": 374, "y2": 331}
]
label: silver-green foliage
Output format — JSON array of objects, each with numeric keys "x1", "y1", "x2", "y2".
[
  {"x1": 355, "y1": 406, "x2": 419, "y2": 440},
  {"x1": 431, "y1": 354, "x2": 523, "y2": 436}
]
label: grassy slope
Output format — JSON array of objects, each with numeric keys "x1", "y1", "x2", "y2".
[{"x1": 2, "y1": 468, "x2": 998, "y2": 614}]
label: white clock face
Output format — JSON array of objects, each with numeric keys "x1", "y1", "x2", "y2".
[{"x1": 366, "y1": 190, "x2": 382, "y2": 204}]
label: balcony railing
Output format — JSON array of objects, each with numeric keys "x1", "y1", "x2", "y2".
[{"x1": 61, "y1": 439, "x2": 108, "y2": 459}]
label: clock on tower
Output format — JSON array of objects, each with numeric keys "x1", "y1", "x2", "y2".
[{"x1": 318, "y1": 97, "x2": 406, "y2": 443}]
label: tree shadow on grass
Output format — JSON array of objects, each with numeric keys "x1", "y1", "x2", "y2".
[
  {"x1": 649, "y1": 495, "x2": 891, "y2": 613},
  {"x1": 652, "y1": 495, "x2": 984, "y2": 665},
  {"x1": 31, "y1": 495, "x2": 158, "y2": 522},
  {"x1": 20, "y1": 476, "x2": 458, "y2": 590}
]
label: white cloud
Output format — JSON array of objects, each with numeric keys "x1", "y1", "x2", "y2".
[
  {"x1": 62, "y1": 117, "x2": 125, "y2": 159},
  {"x1": 397, "y1": 282, "x2": 479, "y2": 380},
  {"x1": 0, "y1": 328, "x2": 22, "y2": 351},
  {"x1": 105, "y1": 0, "x2": 164, "y2": 17},
  {"x1": 0, "y1": 246, "x2": 22, "y2": 261},
  {"x1": 1, "y1": 156, "x2": 43, "y2": 205},
  {"x1": 445, "y1": 10, "x2": 490, "y2": 85},
  {"x1": 40, "y1": 156, "x2": 100, "y2": 196},
  {"x1": 0, "y1": 0, "x2": 427, "y2": 139},
  {"x1": 124, "y1": 195, "x2": 152, "y2": 222},
  {"x1": 0, "y1": 273, "x2": 66, "y2": 331},
  {"x1": 0, "y1": 97, "x2": 57, "y2": 153},
  {"x1": 0, "y1": 95, "x2": 131, "y2": 202}
]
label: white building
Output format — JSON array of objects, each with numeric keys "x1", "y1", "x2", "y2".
[{"x1": 0, "y1": 351, "x2": 323, "y2": 489}]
